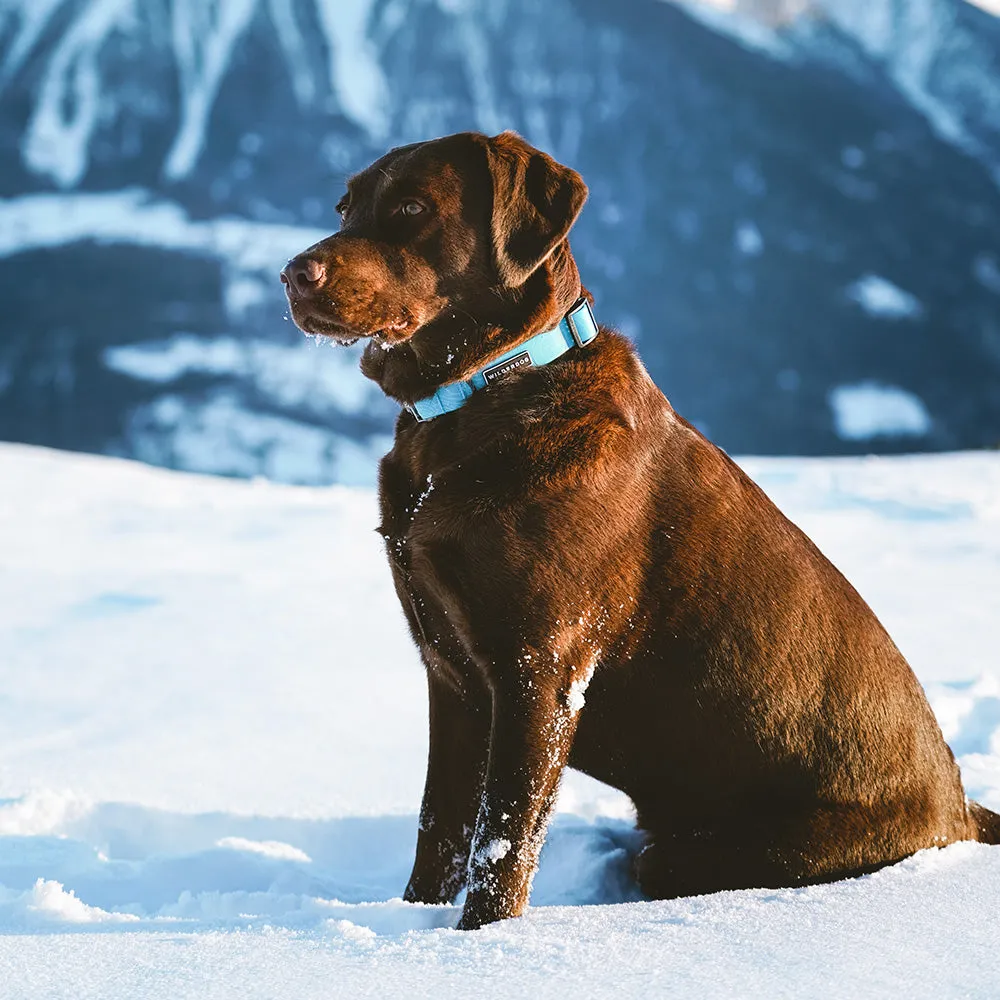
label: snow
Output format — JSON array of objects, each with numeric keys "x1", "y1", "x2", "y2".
[
  {"x1": 216, "y1": 837, "x2": 313, "y2": 863},
  {"x1": 3, "y1": 0, "x2": 393, "y2": 185},
  {"x1": 665, "y1": 1, "x2": 796, "y2": 57},
  {"x1": 0, "y1": 193, "x2": 401, "y2": 485},
  {"x1": 314, "y1": 0, "x2": 389, "y2": 141},
  {"x1": 815, "y1": 0, "x2": 1000, "y2": 187},
  {"x1": 809, "y1": 0, "x2": 972, "y2": 151},
  {"x1": 0, "y1": 189, "x2": 327, "y2": 274},
  {"x1": 666, "y1": 1, "x2": 1000, "y2": 190},
  {"x1": 165, "y1": 0, "x2": 259, "y2": 181},
  {"x1": 103, "y1": 335, "x2": 380, "y2": 418},
  {"x1": 566, "y1": 661, "x2": 597, "y2": 715},
  {"x1": 829, "y1": 382, "x2": 932, "y2": 440},
  {"x1": 845, "y1": 274, "x2": 924, "y2": 319},
  {"x1": 105, "y1": 336, "x2": 266, "y2": 383},
  {"x1": 734, "y1": 219, "x2": 764, "y2": 256},
  {"x1": 480, "y1": 839, "x2": 513, "y2": 864},
  {"x1": 2, "y1": 879, "x2": 140, "y2": 927},
  {"x1": 117, "y1": 390, "x2": 392, "y2": 485},
  {"x1": 1, "y1": 442, "x2": 999, "y2": 996},
  {"x1": 411, "y1": 473, "x2": 435, "y2": 514},
  {"x1": 18, "y1": 0, "x2": 136, "y2": 188},
  {"x1": 6, "y1": 0, "x2": 1000, "y2": 198}
]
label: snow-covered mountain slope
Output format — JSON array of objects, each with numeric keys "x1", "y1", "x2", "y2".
[
  {"x1": 675, "y1": 0, "x2": 1000, "y2": 183},
  {"x1": 1, "y1": 442, "x2": 998, "y2": 996},
  {"x1": 806, "y1": 0, "x2": 1000, "y2": 184},
  {"x1": 5, "y1": 0, "x2": 997, "y2": 191},
  {"x1": 2, "y1": 0, "x2": 1000, "y2": 483}
]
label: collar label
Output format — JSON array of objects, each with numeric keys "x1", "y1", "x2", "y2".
[{"x1": 482, "y1": 350, "x2": 532, "y2": 386}]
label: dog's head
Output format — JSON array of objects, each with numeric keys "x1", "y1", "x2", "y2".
[{"x1": 281, "y1": 131, "x2": 587, "y2": 350}]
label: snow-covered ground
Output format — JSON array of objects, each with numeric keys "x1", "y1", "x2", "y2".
[{"x1": 1, "y1": 442, "x2": 998, "y2": 998}]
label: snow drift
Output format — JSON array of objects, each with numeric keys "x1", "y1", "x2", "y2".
[{"x1": 0, "y1": 442, "x2": 998, "y2": 996}]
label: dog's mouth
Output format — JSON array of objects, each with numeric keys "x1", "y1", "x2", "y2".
[
  {"x1": 288, "y1": 307, "x2": 361, "y2": 346},
  {"x1": 285, "y1": 292, "x2": 413, "y2": 348}
]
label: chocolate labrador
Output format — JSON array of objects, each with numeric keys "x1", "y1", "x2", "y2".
[{"x1": 281, "y1": 130, "x2": 999, "y2": 929}]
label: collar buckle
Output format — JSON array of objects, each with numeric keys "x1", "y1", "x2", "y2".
[{"x1": 565, "y1": 297, "x2": 597, "y2": 349}]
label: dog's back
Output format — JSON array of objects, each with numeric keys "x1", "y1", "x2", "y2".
[{"x1": 565, "y1": 340, "x2": 977, "y2": 887}]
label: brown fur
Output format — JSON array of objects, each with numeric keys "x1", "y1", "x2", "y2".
[{"x1": 281, "y1": 130, "x2": 999, "y2": 930}]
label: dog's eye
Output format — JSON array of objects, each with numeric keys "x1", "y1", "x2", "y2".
[
  {"x1": 401, "y1": 201, "x2": 425, "y2": 217},
  {"x1": 335, "y1": 199, "x2": 349, "y2": 216}
]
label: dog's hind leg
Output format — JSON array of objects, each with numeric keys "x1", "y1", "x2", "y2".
[
  {"x1": 404, "y1": 667, "x2": 491, "y2": 905},
  {"x1": 633, "y1": 803, "x2": 930, "y2": 899},
  {"x1": 633, "y1": 834, "x2": 798, "y2": 900}
]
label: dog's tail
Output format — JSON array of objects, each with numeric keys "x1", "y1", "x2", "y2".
[{"x1": 969, "y1": 800, "x2": 1000, "y2": 844}]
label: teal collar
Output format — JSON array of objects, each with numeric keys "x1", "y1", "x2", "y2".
[{"x1": 407, "y1": 298, "x2": 599, "y2": 422}]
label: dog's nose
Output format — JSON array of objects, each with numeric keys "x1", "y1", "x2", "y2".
[{"x1": 281, "y1": 257, "x2": 326, "y2": 295}]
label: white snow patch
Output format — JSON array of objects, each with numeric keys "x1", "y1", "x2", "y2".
[
  {"x1": 829, "y1": 382, "x2": 932, "y2": 440},
  {"x1": 164, "y1": 0, "x2": 259, "y2": 181},
  {"x1": 0, "y1": 0, "x2": 68, "y2": 89},
  {"x1": 216, "y1": 837, "x2": 312, "y2": 863},
  {"x1": 224, "y1": 275, "x2": 270, "y2": 317},
  {"x1": 481, "y1": 838, "x2": 512, "y2": 863},
  {"x1": 664, "y1": 1, "x2": 794, "y2": 56},
  {"x1": 19, "y1": 0, "x2": 136, "y2": 188},
  {"x1": 314, "y1": 0, "x2": 390, "y2": 141},
  {"x1": 328, "y1": 918, "x2": 378, "y2": 945},
  {"x1": 567, "y1": 680, "x2": 587, "y2": 714},
  {"x1": 103, "y1": 335, "x2": 379, "y2": 418},
  {"x1": 846, "y1": 274, "x2": 924, "y2": 320},
  {"x1": 566, "y1": 662, "x2": 597, "y2": 715},
  {"x1": 734, "y1": 220, "x2": 764, "y2": 256},
  {"x1": 15, "y1": 879, "x2": 138, "y2": 925},
  {"x1": 114, "y1": 390, "x2": 392, "y2": 486},
  {"x1": 0, "y1": 189, "x2": 327, "y2": 277},
  {"x1": 0, "y1": 789, "x2": 90, "y2": 836},
  {"x1": 105, "y1": 336, "x2": 248, "y2": 384}
]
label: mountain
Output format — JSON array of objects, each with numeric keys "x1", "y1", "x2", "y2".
[{"x1": 1, "y1": 0, "x2": 999, "y2": 484}]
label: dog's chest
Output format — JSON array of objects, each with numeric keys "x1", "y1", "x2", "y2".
[
  {"x1": 379, "y1": 466, "x2": 465, "y2": 623},
  {"x1": 379, "y1": 469, "x2": 481, "y2": 670},
  {"x1": 381, "y1": 470, "x2": 436, "y2": 562}
]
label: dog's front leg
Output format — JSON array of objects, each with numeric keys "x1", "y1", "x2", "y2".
[
  {"x1": 404, "y1": 669, "x2": 490, "y2": 904},
  {"x1": 457, "y1": 678, "x2": 582, "y2": 930}
]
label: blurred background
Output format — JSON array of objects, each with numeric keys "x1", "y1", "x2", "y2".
[{"x1": 1, "y1": 0, "x2": 999, "y2": 486}]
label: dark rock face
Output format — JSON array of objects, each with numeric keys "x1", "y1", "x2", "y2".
[{"x1": 1, "y1": 0, "x2": 999, "y2": 483}]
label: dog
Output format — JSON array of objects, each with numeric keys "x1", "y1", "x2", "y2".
[{"x1": 281, "y1": 130, "x2": 999, "y2": 930}]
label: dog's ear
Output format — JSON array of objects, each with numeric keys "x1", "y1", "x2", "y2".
[{"x1": 484, "y1": 131, "x2": 588, "y2": 286}]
